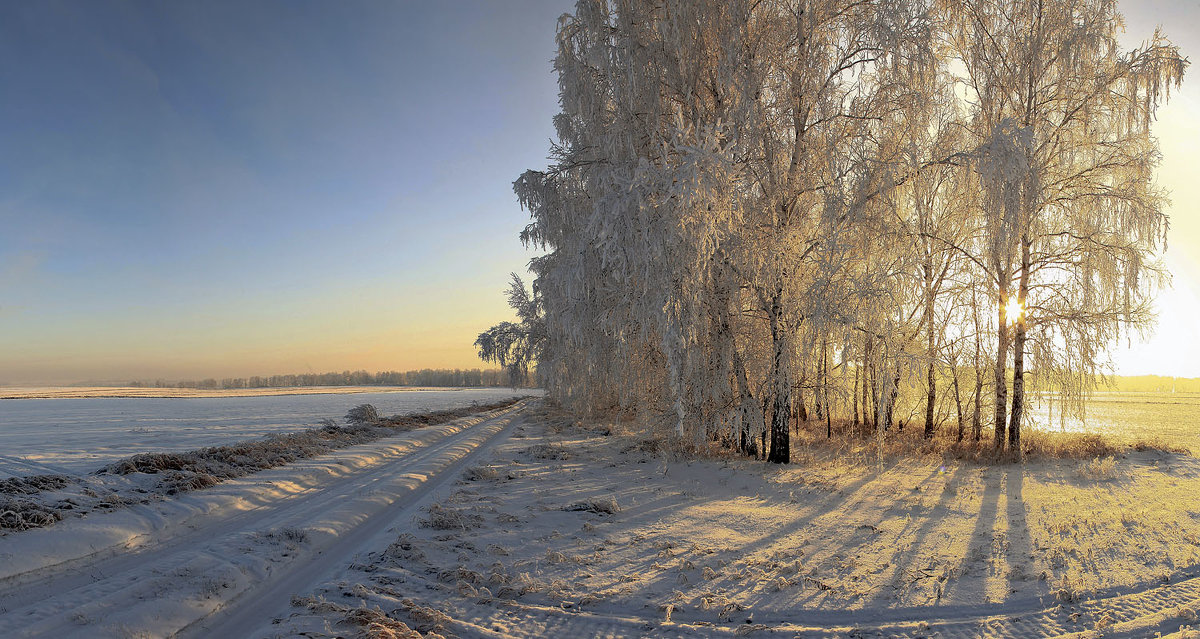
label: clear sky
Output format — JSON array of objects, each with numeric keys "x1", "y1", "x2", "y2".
[
  {"x1": 0, "y1": 0, "x2": 573, "y2": 384},
  {"x1": 0, "y1": 0, "x2": 1195, "y2": 385}
]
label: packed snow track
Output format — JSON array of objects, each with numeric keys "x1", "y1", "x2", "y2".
[{"x1": 0, "y1": 401, "x2": 528, "y2": 638}]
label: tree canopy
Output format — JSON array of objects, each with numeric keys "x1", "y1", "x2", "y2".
[{"x1": 488, "y1": 0, "x2": 1186, "y2": 462}]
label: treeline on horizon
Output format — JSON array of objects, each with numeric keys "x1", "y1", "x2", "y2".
[{"x1": 123, "y1": 368, "x2": 535, "y2": 390}]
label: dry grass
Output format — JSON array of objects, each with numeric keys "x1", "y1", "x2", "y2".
[
  {"x1": 0, "y1": 474, "x2": 72, "y2": 496},
  {"x1": 522, "y1": 444, "x2": 572, "y2": 460},
  {"x1": 291, "y1": 597, "x2": 431, "y2": 639},
  {"x1": 784, "y1": 417, "x2": 1185, "y2": 465},
  {"x1": 1078, "y1": 456, "x2": 1120, "y2": 481},
  {"x1": 562, "y1": 496, "x2": 620, "y2": 515},
  {"x1": 99, "y1": 398, "x2": 524, "y2": 490},
  {"x1": 1, "y1": 399, "x2": 524, "y2": 535},
  {"x1": 462, "y1": 465, "x2": 500, "y2": 482},
  {"x1": 0, "y1": 498, "x2": 64, "y2": 531},
  {"x1": 535, "y1": 394, "x2": 1189, "y2": 466},
  {"x1": 420, "y1": 503, "x2": 483, "y2": 530}
]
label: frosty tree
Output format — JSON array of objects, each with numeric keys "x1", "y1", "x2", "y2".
[
  {"x1": 944, "y1": 0, "x2": 1186, "y2": 452},
  {"x1": 475, "y1": 274, "x2": 545, "y2": 387},
  {"x1": 491, "y1": 0, "x2": 1185, "y2": 463}
]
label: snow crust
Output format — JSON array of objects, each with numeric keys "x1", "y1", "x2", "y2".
[
  {"x1": 0, "y1": 388, "x2": 537, "y2": 478},
  {"x1": 3, "y1": 401, "x2": 1200, "y2": 638}
]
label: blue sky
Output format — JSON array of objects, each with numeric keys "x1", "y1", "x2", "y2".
[
  {"x1": 0, "y1": 0, "x2": 1196, "y2": 384},
  {"x1": 0, "y1": 0, "x2": 573, "y2": 383}
]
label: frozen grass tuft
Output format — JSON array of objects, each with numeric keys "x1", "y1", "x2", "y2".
[
  {"x1": 163, "y1": 471, "x2": 220, "y2": 494},
  {"x1": 1078, "y1": 456, "x2": 1121, "y2": 481},
  {"x1": 262, "y1": 526, "x2": 309, "y2": 544},
  {"x1": 293, "y1": 597, "x2": 425, "y2": 639},
  {"x1": 0, "y1": 475, "x2": 73, "y2": 496},
  {"x1": 563, "y1": 496, "x2": 620, "y2": 515},
  {"x1": 421, "y1": 503, "x2": 483, "y2": 530},
  {"x1": 524, "y1": 444, "x2": 572, "y2": 460},
  {"x1": 462, "y1": 465, "x2": 500, "y2": 482},
  {"x1": 0, "y1": 498, "x2": 64, "y2": 530},
  {"x1": 395, "y1": 598, "x2": 454, "y2": 636}
]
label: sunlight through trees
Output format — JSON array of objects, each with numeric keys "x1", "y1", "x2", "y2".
[{"x1": 490, "y1": 0, "x2": 1187, "y2": 462}]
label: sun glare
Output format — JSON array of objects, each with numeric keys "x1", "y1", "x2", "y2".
[{"x1": 1005, "y1": 298, "x2": 1025, "y2": 322}]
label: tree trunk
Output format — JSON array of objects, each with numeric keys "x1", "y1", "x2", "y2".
[
  {"x1": 731, "y1": 350, "x2": 759, "y2": 458},
  {"x1": 952, "y1": 359, "x2": 965, "y2": 442},
  {"x1": 853, "y1": 357, "x2": 860, "y2": 426},
  {"x1": 993, "y1": 272, "x2": 1010, "y2": 449},
  {"x1": 767, "y1": 298, "x2": 790, "y2": 464},
  {"x1": 884, "y1": 364, "x2": 901, "y2": 431},
  {"x1": 924, "y1": 357, "x2": 936, "y2": 439},
  {"x1": 813, "y1": 376, "x2": 824, "y2": 422},
  {"x1": 971, "y1": 287, "x2": 984, "y2": 442},
  {"x1": 1009, "y1": 236, "x2": 1031, "y2": 456},
  {"x1": 824, "y1": 341, "x2": 832, "y2": 439},
  {"x1": 866, "y1": 336, "x2": 879, "y2": 430},
  {"x1": 862, "y1": 335, "x2": 872, "y2": 428},
  {"x1": 814, "y1": 340, "x2": 826, "y2": 423},
  {"x1": 924, "y1": 256, "x2": 937, "y2": 439}
]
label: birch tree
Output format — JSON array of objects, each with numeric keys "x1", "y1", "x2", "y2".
[
  {"x1": 500, "y1": 0, "x2": 1185, "y2": 464},
  {"x1": 946, "y1": 0, "x2": 1186, "y2": 452}
]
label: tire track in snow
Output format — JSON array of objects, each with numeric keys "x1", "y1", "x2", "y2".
[
  {"x1": 402, "y1": 571, "x2": 1200, "y2": 638},
  {"x1": 0, "y1": 454, "x2": 81, "y2": 479},
  {"x1": 0, "y1": 407, "x2": 505, "y2": 606},
  {"x1": 0, "y1": 402, "x2": 527, "y2": 638},
  {"x1": 180, "y1": 406, "x2": 525, "y2": 639}
]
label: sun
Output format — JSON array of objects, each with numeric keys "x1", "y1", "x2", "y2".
[{"x1": 1005, "y1": 298, "x2": 1025, "y2": 322}]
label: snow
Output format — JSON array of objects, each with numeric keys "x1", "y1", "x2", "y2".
[
  {"x1": 3, "y1": 401, "x2": 1200, "y2": 637},
  {"x1": 0, "y1": 387, "x2": 537, "y2": 477},
  {"x1": 270, "y1": 406, "x2": 1200, "y2": 638},
  {"x1": 0, "y1": 402, "x2": 527, "y2": 638}
]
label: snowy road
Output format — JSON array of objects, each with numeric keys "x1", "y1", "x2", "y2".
[{"x1": 0, "y1": 401, "x2": 528, "y2": 638}]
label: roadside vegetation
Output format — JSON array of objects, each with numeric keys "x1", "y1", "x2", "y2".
[{"x1": 0, "y1": 399, "x2": 526, "y2": 533}]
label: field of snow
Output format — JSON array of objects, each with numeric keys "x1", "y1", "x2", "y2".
[
  {"x1": 3, "y1": 399, "x2": 1200, "y2": 637},
  {"x1": 1029, "y1": 391, "x2": 1200, "y2": 453},
  {"x1": 0, "y1": 401, "x2": 529, "y2": 638},
  {"x1": 0, "y1": 387, "x2": 537, "y2": 478}
]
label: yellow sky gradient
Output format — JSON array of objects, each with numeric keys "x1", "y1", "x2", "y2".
[{"x1": 1110, "y1": 2, "x2": 1200, "y2": 377}]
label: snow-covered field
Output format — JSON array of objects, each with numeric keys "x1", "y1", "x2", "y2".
[
  {"x1": 0, "y1": 387, "x2": 536, "y2": 478},
  {"x1": 1028, "y1": 392, "x2": 1200, "y2": 454},
  {"x1": 3, "y1": 400, "x2": 1200, "y2": 637}
]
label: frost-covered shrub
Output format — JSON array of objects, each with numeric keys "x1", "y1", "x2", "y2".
[
  {"x1": 0, "y1": 474, "x2": 71, "y2": 495},
  {"x1": 0, "y1": 498, "x2": 64, "y2": 530},
  {"x1": 346, "y1": 403, "x2": 380, "y2": 425},
  {"x1": 1079, "y1": 456, "x2": 1120, "y2": 481},
  {"x1": 421, "y1": 503, "x2": 483, "y2": 530}
]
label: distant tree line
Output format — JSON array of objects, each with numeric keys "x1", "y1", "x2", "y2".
[{"x1": 126, "y1": 368, "x2": 534, "y2": 390}]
